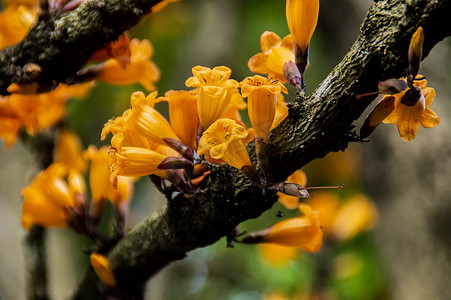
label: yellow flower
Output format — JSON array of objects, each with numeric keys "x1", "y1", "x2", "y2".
[
  {"x1": 185, "y1": 66, "x2": 239, "y2": 130},
  {"x1": 243, "y1": 204, "x2": 323, "y2": 253},
  {"x1": 198, "y1": 118, "x2": 252, "y2": 170},
  {"x1": 286, "y1": 0, "x2": 319, "y2": 54},
  {"x1": 21, "y1": 163, "x2": 84, "y2": 229},
  {"x1": 54, "y1": 129, "x2": 87, "y2": 172},
  {"x1": 257, "y1": 243, "x2": 299, "y2": 267},
  {"x1": 126, "y1": 91, "x2": 180, "y2": 145},
  {"x1": 382, "y1": 77, "x2": 439, "y2": 141},
  {"x1": 158, "y1": 90, "x2": 198, "y2": 149},
  {"x1": 0, "y1": 4, "x2": 37, "y2": 49},
  {"x1": 90, "y1": 252, "x2": 116, "y2": 287},
  {"x1": 277, "y1": 170, "x2": 307, "y2": 209},
  {"x1": 240, "y1": 75, "x2": 288, "y2": 142},
  {"x1": 96, "y1": 38, "x2": 160, "y2": 91},
  {"x1": 248, "y1": 31, "x2": 295, "y2": 83}
]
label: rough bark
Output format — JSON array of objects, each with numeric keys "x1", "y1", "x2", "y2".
[{"x1": 4, "y1": 0, "x2": 450, "y2": 298}]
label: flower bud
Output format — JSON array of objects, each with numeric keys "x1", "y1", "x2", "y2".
[
  {"x1": 274, "y1": 182, "x2": 310, "y2": 198},
  {"x1": 400, "y1": 87, "x2": 421, "y2": 107},
  {"x1": 378, "y1": 79, "x2": 408, "y2": 95},
  {"x1": 408, "y1": 27, "x2": 424, "y2": 78}
]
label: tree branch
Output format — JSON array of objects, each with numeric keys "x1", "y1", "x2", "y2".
[
  {"x1": 0, "y1": 0, "x2": 164, "y2": 95},
  {"x1": 8, "y1": 0, "x2": 447, "y2": 298}
]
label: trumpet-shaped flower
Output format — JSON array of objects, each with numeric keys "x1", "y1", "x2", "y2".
[
  {"x1": 277, "y1": 170, "x2": 307, "y2": 209},
  {"x1": 126, "y1": 91, "x2": 180, "y2": 145},
  {"x1": 158, "y1": 90, "x2": 198, "y2": 149},
  {"x1": 198, "y1": 118, "x2": 252, "y2": 170},
  {"x1": 90, "y1": 253, "x2": 116, "y2": 287},
  {"x1": 21, "y1": 163, "x2": 84, "y2": 229},
  {"x1": 96, "y1": 38, "x2": 160, "y2": 91},
  {"x1": 286, "y1": 0, "x2": 319, "y2": 54},
  {"x1": 379, "y1": 77, "x2": 438, "y2": 141},
  {"x1": 243, "y1": 204, "x2": 323, "y2": 253},
  {"x1": 240, "y1": 75, "x2": 288, "y2": 141},
  {"x1": 186, "y1": 66, "x2": 239, "y2": 130},
  {"x1": 248, "y1": 31, "x2": 295, "y2": 83},
  {"x1": 109, "y1": 134, "x2": 168, "y2": 182}
]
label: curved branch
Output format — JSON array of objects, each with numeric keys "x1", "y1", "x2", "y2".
[{"x1": 0, "y1": 0, "x2": 164, "y2": 95}]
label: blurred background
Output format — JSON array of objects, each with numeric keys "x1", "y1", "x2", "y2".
[{"x1": 0, "y1": 0, "x2": 450, "y2": 299}]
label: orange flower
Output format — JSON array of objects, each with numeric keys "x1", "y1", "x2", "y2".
[
  {"x1": 243, "y1": 204, "x2": 323, "y2": 253},
  {"x1": 0, "y1": 82, "x2": 93, "y2": 146},
  {"x1": 198, "y1": 118, "x2": 252, "y2": 170},
  {"x1": 90, "y1": 252, "x2": 116, "y2": 287},
  {"x1": 277, "y1": 170, "x2": 307, "y2": 209},
  {"x1": 306, "y1": 192, "x2": 378, "y2": 241},
  {"x1": 382, "y1": 77, "x2": 438, "y2": 141},
  {"x1": 185, "y1": 66, "x2": 239, "y2": 130},
  {"x1": 240, "y1": 75, "x2": 287, "y2": 142},
  {"x1": 21, "y1": 163, "x2": 84, "y2": 229},
  {"x1": 126, "y1": 91, "x2": 180, "y2": 145},
  {"x1": 0, "y1": 4, "x2": 37, "y2": 49},
  {"x1": 109, "y1": 133, "x2": 168, "y2": 181},
  {"x1": 158, "y1": 90, "x2": 198, "y2": 149},
  {"x1": 286, "y1": 0, "x2": 319, "y2": 54},
  {"x1": 96, "y1": 38, "x2": 160, "y2": 91},
  {"x1": 248, "y1": 31, "x2": 295, "y2": 83},
  {"x1": 264, "y1": 204, "x2": 322, "y2": 252}
]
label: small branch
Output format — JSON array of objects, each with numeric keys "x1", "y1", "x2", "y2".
[
  {"x1": 0, "y1": 0, "x2": 164, "y2": 95},
  {"x1": 23, "y1": 226, "x2": 50, "y2": 300},
  {"x1": 22, "y1": 129, "x2": 56, "y2": 300}
]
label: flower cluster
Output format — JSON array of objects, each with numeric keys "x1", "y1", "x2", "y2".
[
  {"x1": 0, "y1": 0, "x2": 161, "y2": 147},
  {"x1": 21, "y1": 129, "x2": 135, "y2": 231}
]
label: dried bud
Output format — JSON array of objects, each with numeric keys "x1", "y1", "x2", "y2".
[
  {"x1": 294, "y1": 43, "x2": 309, "y2": 75},
  {"x1": 274, "y1": 182, "x2": 310, "y2": 198},
  {"x1": 378, "y1": 79, "x2": 408, "y2": 95},
  {"x1": 401, "y1": 87, "x2": 421, "y2": 107},
  {"x1": 283, "y1": 61, "x2": 302, "y2": 89},
  {"x1": 157, "y1": 156, "x2": 194, "y2": 170},
  {"x1": 163, "y1": 137, "x2": 194, "y2": 161}
]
